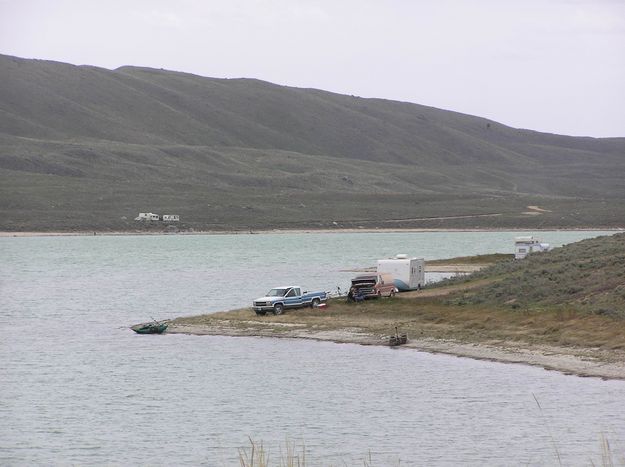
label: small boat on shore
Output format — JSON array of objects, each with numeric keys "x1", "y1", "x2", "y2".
[{"x1": 131, "y1": 320, "x2": 168, "y2": 334}]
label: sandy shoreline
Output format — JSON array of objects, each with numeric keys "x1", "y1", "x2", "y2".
[
  {"x1": 2, "y1": 227, "x2": 623, "y2": 237},
  {"x1": 166, "y1": 321, "x2": 625, "y2": 381}
]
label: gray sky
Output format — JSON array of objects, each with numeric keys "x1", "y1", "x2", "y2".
[{"x1": 1, "y1": 0, "x2": 624, "y2": 137}]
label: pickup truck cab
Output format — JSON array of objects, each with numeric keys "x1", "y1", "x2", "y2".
[{"x1": 253, "y1": 286, "x2": 328, "y2": 315}]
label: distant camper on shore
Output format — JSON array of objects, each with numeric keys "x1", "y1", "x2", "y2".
[
  {"x1": 514, "y1": 236, "x2": 550, "y2": 259},
  {"x1": 134, "y1": 213, "x2": 179, "y2": 222}
]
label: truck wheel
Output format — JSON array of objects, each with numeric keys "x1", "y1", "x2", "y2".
[
  {"x1": 255, "y1": 311, "x2": 266, "y2": 316},
  {"x1": 389, "y1": 289, "x2": 396, "y2": 297},
  {"x1": 311, "y1": 298, "x2": 320, "y2": 308},
  {"x1": 273, "y1": 303, "x2": 284, "y2": 315}
]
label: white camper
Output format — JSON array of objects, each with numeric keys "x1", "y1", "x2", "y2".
[
  {"x1": 377, "y1": 254, "x2": 425, "y2": 291},
  {"x1": 134, "y1": 212, "x2": 160, "y2": 221},
  {"x1": 514, "y1": 236, "x2": 551, "y2": 259}
]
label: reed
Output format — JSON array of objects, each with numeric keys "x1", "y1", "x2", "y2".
[
  {"x1": 236, "y1": 439, "x2": 405, "y2": 467},
  {"x1": 238, "y1": 438, "x2": 305, "y2": 467},
  {"x1": 236, "y1": 437, "x2": 621, "y2": 466}
]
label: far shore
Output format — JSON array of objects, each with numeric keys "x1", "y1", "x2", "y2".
[{"x1": 2, "y1": 226, "x2": 623, "y2": 238}]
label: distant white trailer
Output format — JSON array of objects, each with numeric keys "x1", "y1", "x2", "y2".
[
  {"x1": 514, "y1": 236, "x2": 550, "y2": 259},
  {"x1": 162, "y1": 215, "x2": 180, "y2": 222},
  {"x1": 377, "y1": 254, "x2": 425, "y2": 291},
  {"x1": 134, "y1": 212, "x2": 160, "y2": 221}
]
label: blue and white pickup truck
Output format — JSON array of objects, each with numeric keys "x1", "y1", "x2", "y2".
[{"x1": 252, "y1": 286, "x2": 328, "y2": 315}]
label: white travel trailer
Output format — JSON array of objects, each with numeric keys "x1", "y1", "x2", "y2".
[
  {"x1": 162, "y1": 215, "x2": 180, "y2": 222},
  {"x1": 377, "y1": 254, "x2": 425, "y2": 291},
  {"x1": 514, "y1": 236, "x2": 551, "y2": 259},
  {"x1": 134, "y1": 212, "x2": 160, "y2": 221}
]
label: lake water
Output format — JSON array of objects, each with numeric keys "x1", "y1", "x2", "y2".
[{"x1": 1, "y1": 230, "x2": 624, "y2": 466}]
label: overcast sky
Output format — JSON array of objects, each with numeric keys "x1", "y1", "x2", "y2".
[{"x1": 1, "y1": 0, "x2": 624, "y2": 137}]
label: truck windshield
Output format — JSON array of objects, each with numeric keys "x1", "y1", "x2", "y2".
[{"x1": 267, "y1": 288, "x2": 288, "y2": 297}]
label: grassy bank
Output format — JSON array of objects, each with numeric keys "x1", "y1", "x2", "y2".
[
  {"x1": 440, "y1": 233, "x2": 625, "y2": 317},
  {"x1": 427, "y1": 253, "x2": 514, "y2": 266},
  {"x1": 173, "y1": 293, "x2": 625, "y2": 353}
]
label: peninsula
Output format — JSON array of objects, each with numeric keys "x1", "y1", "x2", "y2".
[{"x1": 167, "y1": 233, "x2": 625, "y2": 380}]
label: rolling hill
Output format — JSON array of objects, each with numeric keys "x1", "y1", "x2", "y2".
[{"x1": 1, "y1": 54, "x2": 624, "y2": 231}]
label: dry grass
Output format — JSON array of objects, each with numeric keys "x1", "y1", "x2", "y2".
[
  {"x1": 236, "y1": 436, "x2": 619, "y2": 467},
  {"x1": 174, "y1": 294, "x2": 625, "y2": 354},
  {"x1": 400, "y1": 278, "x2": 498, "y2": 298},
  {"x1": 237, "y1": 438, "x2": 403, "y2": 467},
  {"x1": 239, "y1": 438, "x2": 308, "y2": 467},
  {"x1": 427, "y1": 253, "x2": 514, "y2": 266},
  {"x1": 440, "y1": 233, "x2": 625, "y2": 317}
]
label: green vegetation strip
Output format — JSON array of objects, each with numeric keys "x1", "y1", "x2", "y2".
[{"x1": 427, "y1": 253, "x2": 514, "y2": 266}]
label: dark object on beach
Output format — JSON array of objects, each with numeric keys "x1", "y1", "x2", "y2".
[
  {"x1": 347, "y1": 287, "x2": 366, "y2": 302},
  {"x1": 389, "y1": 327, "x2": 408, "y2": 346},
  {"x1": 131, "y1": 320, "x2": 168, "y2": 334}
]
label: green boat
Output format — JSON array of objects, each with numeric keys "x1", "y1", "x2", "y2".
[{"x1": 131, "y1": 321, "x2": 168, "y2": 334}]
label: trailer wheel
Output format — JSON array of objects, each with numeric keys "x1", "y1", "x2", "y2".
[
  {"x1": 311, "y1": 298, "x2": 321, "y2": 308},
  {"x1": 273, "y1": 303, "x2": 284, "y2": 315}
]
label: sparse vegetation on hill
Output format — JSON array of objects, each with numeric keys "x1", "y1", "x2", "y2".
[
  {"x1": 1, "y1": 54, "x2": 624, "y2": 231},
  {"x1": 427, "y1": 253, "x2": 514, "y2": 266},
  {"x1": 445, "y1": 233, "x2": 625, "y2": 317}
]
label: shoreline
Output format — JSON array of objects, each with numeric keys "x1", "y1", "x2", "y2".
[
  {"x1": 166, "y1": 322, "x2": 625, "y2": 381},
  {"x1": 2, "y1": 226, "x2": 623, "y2": 237}
]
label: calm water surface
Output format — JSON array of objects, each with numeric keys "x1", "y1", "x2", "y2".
[{"x1": 1, "y1": 231, "x2": 624, "y2": 465}]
